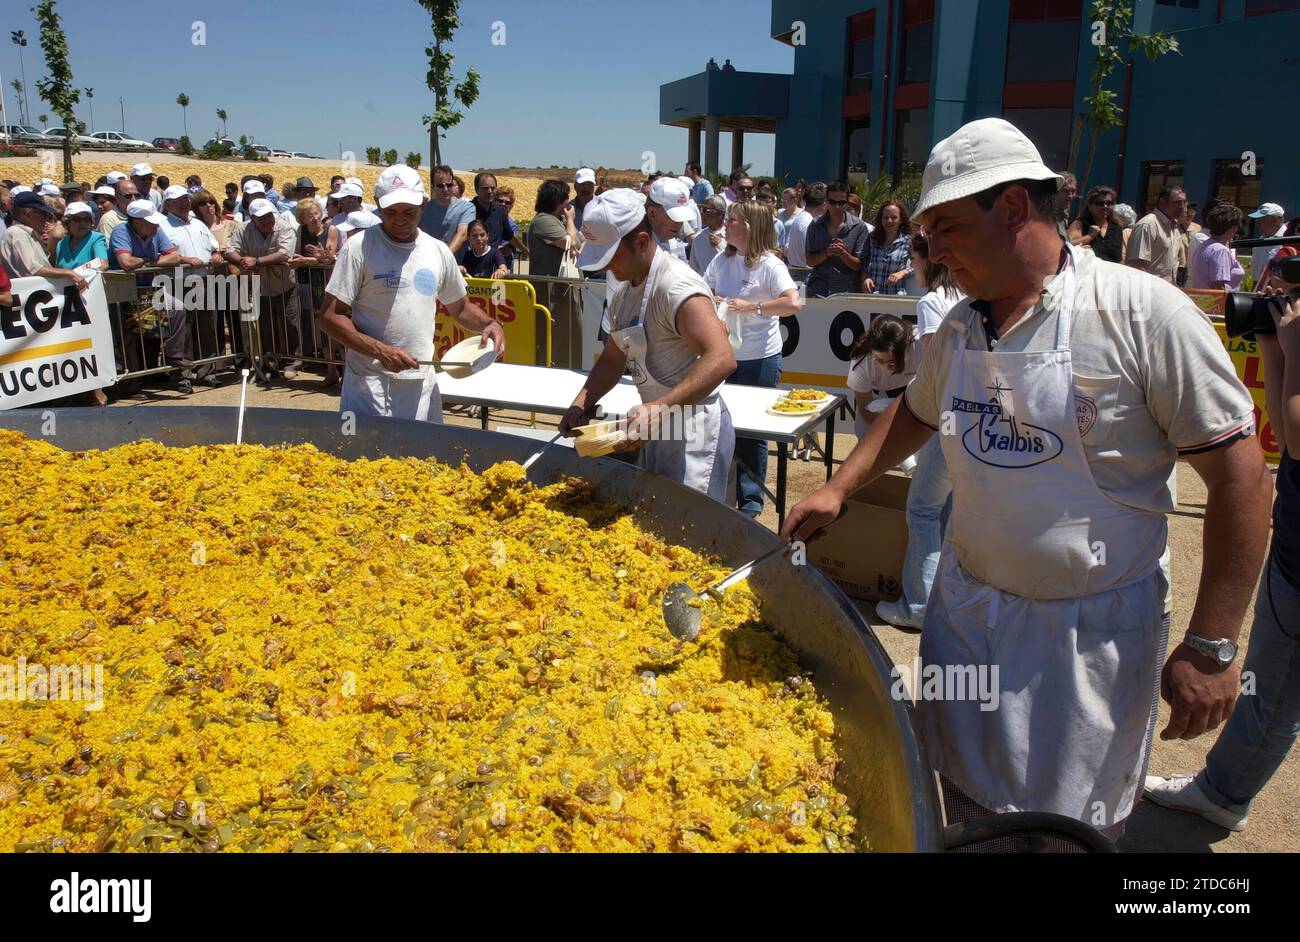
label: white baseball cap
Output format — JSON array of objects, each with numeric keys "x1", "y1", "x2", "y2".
[
  {"x1": 247, "y1": 198, "x2": 278, "y2": 218},
  {"x1": 37, "y1": 177, "x2": 54, "y2": 186},
  {"x1": 913, "y1": 117, "x2": 1060, "y2": 221},
  {"x1": 62, "y1": 201, "x2": 94, "y2": 219},
  {"x1": 105, "y1": 171, "x2": 127, "y2": 184},
  {"x1": 575, "y1": 167, "x2": 596, "y2": 185},
  {"x1": 130, "y1": 163, "x2": 155, "y2": 178},
  {"x1": 38, "y1": 184, "x2": 61, "y2": 197},
  {"x1": 125, "y1": 199, "x2": 165, "y2": 224},
  {"x1": 1249, "y1": 202, "x2": 1285, "y2": 219},
  {"x1": 344, "y1": 177, "x2": 364, "y2": 189},
  {"x1": 374, "y1": 165, "x2": 425, "y2": 209},
  {"x1": 647, "y1": 176, "x2": 695, "y2": 223},
  {"x1": 676, "y1": 175, "x2": 695, "y2": 193},
  {"x1": 336, "y1": 182, "x2": 364, "y2": 200},
  {"x1": 9, "y1": 184, "x2": 31, "y2": 196},
  {"x1": 337, "y1": 210, "x2": 380, "y2": 234},
  {"x1": 576, "y1": 189, "x2": 647, "y2": 271},
  {"x1": 91, "y1": 185, "x2": 117, "y2": 198},
  {"x1": 242, "y1": 179, "x2": 266, "y2": 195},
  {"x1": 162, "y1": 184, "x2": 189, "y2": 202}
]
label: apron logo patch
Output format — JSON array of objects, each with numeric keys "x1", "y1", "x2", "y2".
[
  {"x1": 1075, "y1": 394, "x2": 1098, "y2": 437},
  {"x1": 953, "y1": 383, "x2": 1064, "y2": 469}
]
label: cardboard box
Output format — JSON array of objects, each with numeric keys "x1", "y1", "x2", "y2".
[{"x1": 809, "y1": 470, "x2": 911, "y2": 602}]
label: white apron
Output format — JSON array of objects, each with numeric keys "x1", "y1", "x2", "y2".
[
  {"x1": 921, "y1": 247, "x2": 1167, "y2": 826},
  {"x1": 339, "y1": 365, "x2": 443, "y2": 423},
  {"x1": 608, "y1": 250, "x2": 733, "y2": 500}
]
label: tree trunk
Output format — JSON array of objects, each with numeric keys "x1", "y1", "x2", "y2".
[
  {"x1": 63, "y1": 135, "x2": 72, "y2": 183},
  {"x1": 182, "y1": 109, "x2": 188, "y2": 138},
  {"x1": 430, "y1": 123, "x2": 439, "y2": 170},
  {"x1": 1066, "y1": 113, "x2": 1086, "y2": 179},
  {"x1": 1081, "y1": 127, "x2": 1099, "y2": 195}
]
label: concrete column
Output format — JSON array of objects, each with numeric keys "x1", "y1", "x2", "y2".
[
  {"x1": 731, "y1": 129, "x2": 745, "y2": 171},
  {"x1": 704, "y1": 114, "x2": 720, "y2": 177},
  {"x1": 687, "y1": 122, "x2": 701, "y2": 166}
]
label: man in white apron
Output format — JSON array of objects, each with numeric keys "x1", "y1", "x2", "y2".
[
  {"x1": 560, "y1": 189, "x2": 736, "y2": 501},
  {"x1": 321, "y1": 165, "x2": 504, "y2": 421},
  {"x1": 782, "y1": 118, "x2": 1272, "y2": 837}
]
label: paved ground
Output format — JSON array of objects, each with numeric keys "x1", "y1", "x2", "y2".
[{"x1": 106, "y1": 373, "x2": 1297, "y2": 852}]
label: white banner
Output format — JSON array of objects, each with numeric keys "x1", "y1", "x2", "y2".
[
  {"x1": 1, "y1": 273, "x2": 117, "y2": 409},
  {"x1": 576, "y1": 280, "x2": 917, "y2": 390}
]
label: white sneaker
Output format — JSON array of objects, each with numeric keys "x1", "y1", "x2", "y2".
[
  {"x1": 875, "y1": 597, "x2": 924, "y2": 630},
  {"x1": 1143, "y1": 774, "x2": 1248, "y2": 832}
]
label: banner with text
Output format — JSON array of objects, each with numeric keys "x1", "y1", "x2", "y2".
[
  {"x1": 1, "y1": 273, "x2": 117, "y2": 410},
  {"x1": 434, "y1": 277, "x2": 551, "y2": 367}
]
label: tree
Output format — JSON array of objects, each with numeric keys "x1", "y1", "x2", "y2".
[
  {"x1": 1067, "y1": 0, "x2": 1178, "y2": 189},
  {"x1": 9, "y1": 79, "x2": 24, "y2": 127},
  {"x1": 31, "y1": 0, "x2": 80, "y2": 182},
  {"x1": 365, "y1": 146, "x2": 382, "y2": 165},
  {"x1": 216, "y1": 107, "x2": 228, "y2": 138},
  {"x1": 382, "y1": 148, "x2": 398, "y2": 166},
  {"x1": 416, "y1": 0, "x2": 480, "y2": 169},
  {"x1": 404, "y1": 152, "x2": 422, "y2": 169},
  {"x1": 177, "y1": 92, "x2": 190, "y2": 138},
  {"x1": 37, "y1": 114, "x2": 47, "y2": 128}
]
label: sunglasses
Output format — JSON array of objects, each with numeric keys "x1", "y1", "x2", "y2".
[
  {"x1": 434, "y1": 182, "x2": 456, "y2": 189},
  {"x1": 1091, "y1": 200, "x2": 1114, "y2": 206},
  {"x1": 828, "y1": 198, "x2": 848, "y2": 206},
  {"x1": 737, "y1": 185, "x2": 754, "y2": 192}
]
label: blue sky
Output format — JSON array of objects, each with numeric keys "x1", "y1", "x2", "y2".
[{"x1": 1, "y1": 0, "x2": 793, "y2": 174}]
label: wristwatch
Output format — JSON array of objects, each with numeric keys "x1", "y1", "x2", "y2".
[
  {"x1": 1182, "y1": 633, "x2": 1239, "y2": 665},
  {"x1": 756, "y1": 302, "x2": 763, "y2": 317}
]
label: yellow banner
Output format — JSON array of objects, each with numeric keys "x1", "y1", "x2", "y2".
[
  {"x1": 1184, "y1": 288, "x2": 1280, "y2": 465},
  {"x1": 434, "y1": 278, "x2": 551, "y2": 367}
]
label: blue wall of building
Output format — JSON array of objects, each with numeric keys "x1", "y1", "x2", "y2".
[{"x1": 729, "y1": 0, "x2": 1300, "y2": 220}]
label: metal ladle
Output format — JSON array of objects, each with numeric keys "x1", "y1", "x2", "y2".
[{"x1": 662, "y1": 543, "x2": 789, "y2": 642}]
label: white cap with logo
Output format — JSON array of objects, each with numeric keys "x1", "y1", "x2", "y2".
[
  {"x1": 63, "y1": 201, "x2": 94, "y2": 219},
  {"x1": 576, "y1": 189, "x2": 647, "y2": 271},
  {"x1": 647, "y1": 176, "x2": 695, "y2": 223},
  {"x1": 575, "y1": 167, "x2": 596, "y2": 185},
  {"x1": 247, "y1": 198, "x2": 278, "y2": 218},
  {"x1": 126, "y1": 199, "x2": 166, "y2": 224},
  {"x1": 129, "y1": 163, "x2": 155, "y2": 178},
  {"x1": 243, "y1": 179, "x2": 266, "y2": 195},
  {"x1": 1249, "y1": 202, "x2": 1285, "y2": 220},
  {"x1": 912, "y1": 117, "x2": 1061, "y2": 221},
  {"x1": 162, "y1": 184, "x2": 189, "y2": 202},
  {"x1": 374, "y1": 165, "x2": 426, "y2": 209}
]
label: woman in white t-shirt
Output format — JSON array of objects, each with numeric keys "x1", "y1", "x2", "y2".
[
  {"x1": 872, "y1": 230, "x2": 964, "y2": 631},
  {"x1": 703, "y1": 200, "x2": 802, "y2": 517}
]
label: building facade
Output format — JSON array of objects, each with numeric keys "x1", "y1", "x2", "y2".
[{"x1": 660, "y1": 0, "x2": 1300, "y2": 217}]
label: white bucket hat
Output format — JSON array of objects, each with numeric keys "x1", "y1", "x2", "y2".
[{"x1": 913, "y1": 117, "x2": 1061, "y2": 221}]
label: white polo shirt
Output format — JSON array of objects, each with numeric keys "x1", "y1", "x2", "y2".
[{"x1": 904, "y1": 251, "x2": 1255, "y2": 514}]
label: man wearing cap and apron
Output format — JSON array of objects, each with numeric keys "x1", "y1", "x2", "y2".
[
  {"x1": 644, "y1": 177, "x2": 693, "y2": 263},
  {"x1": 321, "y1": 165, "x2": 504, "y2": 422},
  {"x1": 560, "y1": 189, "x2": 736, "y2": 500},
  {"x1": 783, "y1": 118, "x2": 1272, "y2": 840}
]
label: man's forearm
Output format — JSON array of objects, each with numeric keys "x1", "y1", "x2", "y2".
[
  {"x1": 1188, "y1": 451, "x2": 1272, "y2": 644},
  {"x1": 826, "y1": 399, "x2": 934, "y2": 500},
  {"x1": 321, "y1": 308, "x2": 384, "y2": 360},
  {"x1": 450, "y1": 298, "x2": 494, "y2": 334},
  {"x1": 1258, "y1": 336, "x2": 1286, "y2": 456},
  {"x1": 805, "y1": 250, "x2": 829, "y2": 267}
]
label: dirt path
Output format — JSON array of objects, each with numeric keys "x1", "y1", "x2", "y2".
[{"x1": 106, "y1": 379, "x2": 1297, "y2": 852}]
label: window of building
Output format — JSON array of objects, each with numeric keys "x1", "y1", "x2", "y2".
[
  {"x1": 1209, "y1": 158, "x2": 1264, "y2": 215},
  {"x1": 845, "y1": 119, "x2": 873, "y2": 179},
  {"x1": 898, "y1": 0, "x2": 934, "y2": 86},
  {"x1": 1002, "y1": 107, "x2": 1072, "y2": 169},
  {"x1": 1005, "y1": 0, "x2": 1082, "y2": 83},
  {"x1": 845, "y1": 11, "x2": 875, "y2": 97},
  {"x1": 1246, "y1": 0, "x2": 1300, "y2": 15},
  {"x1": 893, "y1": 108, "x2": 929, "y2": 181},
  {"x1": 1139, "y1": 160, "x2": 1184, "y2": 216}
]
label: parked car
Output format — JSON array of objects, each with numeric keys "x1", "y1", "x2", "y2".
[
  {"x1": 152, "y1": 137, "x2": 180, "y2": 150},
  {"x1": 43, "y1": 127, "x2": 96, "y2": 146},
  {"x1": 268, "y1": 148, "x2": 292, "y2": 158},
  {"x1": 289, "y1": 151, "x2": 310, "y2": 159},
  {"x1": 203, "y1": 138, "x2": 236, "y2": 151},
  {"x1": 2, "y1": 124, "x2": 46, "y2": 145},
  {"x1": 90, "y1": 130, "x2": 151, "y2": 149},
  {"x1": 251, "y1": 144, "x2": 272, "y2": 157}
]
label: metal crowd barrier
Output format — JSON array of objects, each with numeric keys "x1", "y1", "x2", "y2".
[{"x1": 101, "y1": 263, "x2": 554, "y2": 388}]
